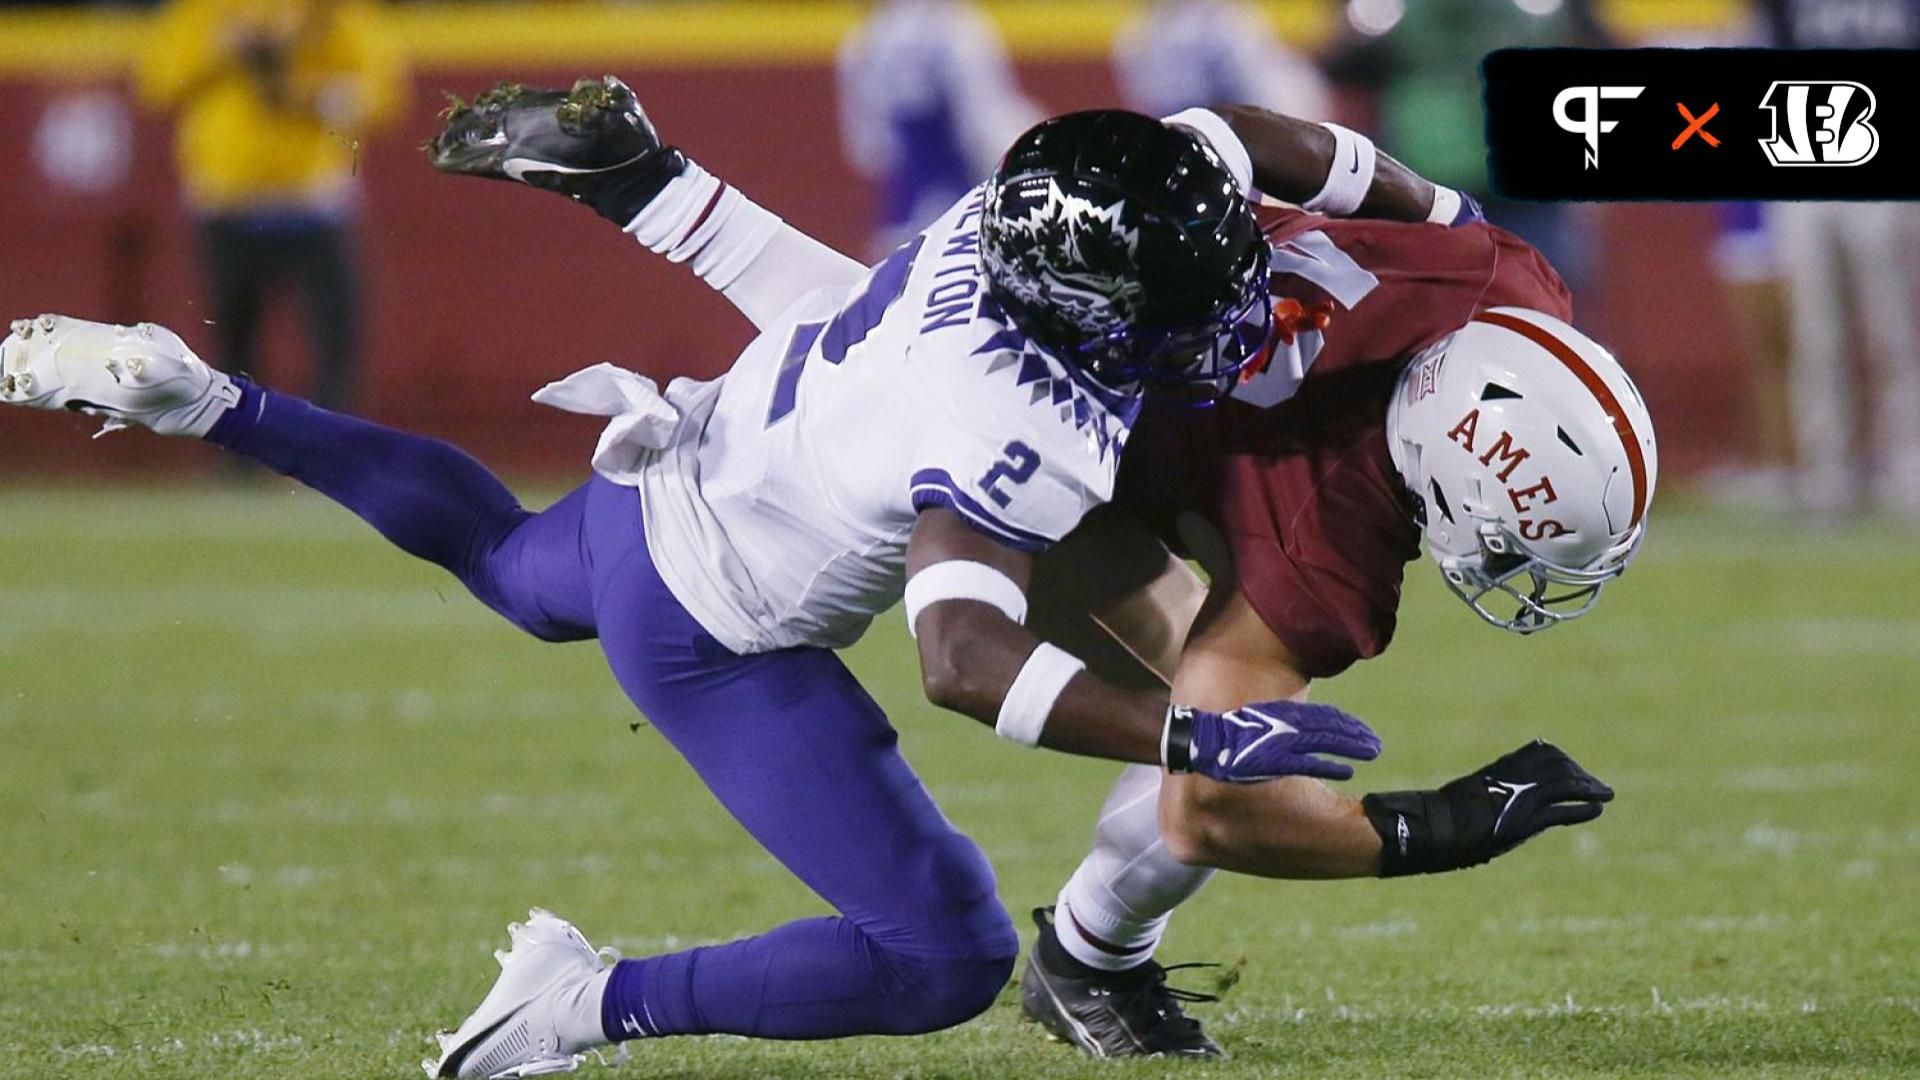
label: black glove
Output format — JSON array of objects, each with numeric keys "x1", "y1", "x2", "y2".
[{"x1": 1361, "y1": 740, "x2": 1614, "y2": 878}]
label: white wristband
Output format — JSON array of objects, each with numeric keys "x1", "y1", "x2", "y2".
[
  {"x1": 1303, "y1": 122, "x2": 1376, "y2": 217},
  {"x1": 1162, "y1": 107, "x2": 1254, "y2": 196},
  {"x1": 1427, "y1": 185, "x2": 1463, "y2": 225},
  {"x1": 996, "y1": 642, "x2": 1085, "y2": 747},
  {"x1": 904, "y1": 560, "x2": 1027, "y2": 638}
]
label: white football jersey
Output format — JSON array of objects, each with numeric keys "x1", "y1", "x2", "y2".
[{"x1": 634, "y1": 188, "x2": 1140, "y2": 654}]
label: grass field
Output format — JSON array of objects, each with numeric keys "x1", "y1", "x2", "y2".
[{"x1": 1, "y1": 486, "x2": 1915, "y2": 1079}]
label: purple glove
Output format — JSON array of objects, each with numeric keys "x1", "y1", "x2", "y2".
[{"x1": 1164, "y1": 700, "x2": 1382, "y2": 783}]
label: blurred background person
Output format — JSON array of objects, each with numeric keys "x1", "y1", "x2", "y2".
[
  {"x1": 1706, "y1": 203, "x2": 1798, "y2": 510},
  {"x1": 1112, "y1": 0, "x2": 1328, "y2": 120},
  {"x1": 1758, "y1": 0, "x2": 1920, "y2": 519},
  {"x1": 836, "y1": 0, "x2": 1041, "y2": 257},
  {"x1": 137, "y1": 0, "x2": 405, "y2": 412},
  {"x1": 1324, "y1": 0, "x2": 1611, "y2": 301}
]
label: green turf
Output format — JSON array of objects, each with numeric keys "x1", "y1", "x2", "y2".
[{"x1": 0, "y1": 487, "x2": 1914, "y2": 1079}]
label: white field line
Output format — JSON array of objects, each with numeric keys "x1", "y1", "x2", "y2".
[
  {"x1": 49, "y1": 1029, "x2": 308, "y2": 1060},
  {"x1": 0, "y1": 585, "x2": 491, "y2": 639},
  {"x1": 1211, "y1": 991, "x2": 1920, "y2": 1029},
  {"x1": 1720, "y1": 762, "x2": 1874, "y2": 792},
  {"x1": 1725, "y1": 616, "x2": 1920, "y2": 657},
  {"x1": 22, "y1": 999, "x2": 1920, "y2": 1063}
]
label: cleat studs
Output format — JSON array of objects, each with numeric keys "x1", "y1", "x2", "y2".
[
  {"x1": 10, "y1": 317, "x2": 30, "y2": 337},
  {"x1": 37, "y1": 314, "x2": 57, "y2": 332},
  {"x1": 495, "y1": 948, "x2": 510, "y2": 967}
]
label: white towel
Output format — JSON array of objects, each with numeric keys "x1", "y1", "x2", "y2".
[{"x1": 531, "y1": 362, "x2": 682, "y2": 486}]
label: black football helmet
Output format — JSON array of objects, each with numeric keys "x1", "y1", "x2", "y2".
[{"x1": 980, "y1": 110, "x2": 1271, "y2": 394}]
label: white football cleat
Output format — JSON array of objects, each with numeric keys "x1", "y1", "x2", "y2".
[
  {"x1": 425, "y1": 909, "x2": 619, "y2": 1079},
  {"x1": 0, "y1": 313, "x2": 239, "y2": 438}
]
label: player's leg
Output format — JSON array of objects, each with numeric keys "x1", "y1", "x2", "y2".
[
  {"x1": 0, "y1": 315, "x2": 594, "y2": 641},
  {"x1": 294, "y1": 224, "x2": 362, "y2": 411},
  {"x1": 1837, "y1": 203, "x2": 1920, "y2": 516},
  {"x1": 1049, "y1": 765, "x2": 1213, "y2": 971},
  {"x1": 205, "y1": 382, "x2": 596, "y2": 640},
  {"x1": 1772, "y1": 202, "x2": 1857, "y2": 514},
  {"x1": 1019, "y1": 517, "x2": 1227, "y2": 1057},
  {"x1": 428, "y1": 76, "x2": 867, "y2": 331},
  {"x1": 585, "y1": 511, "x2": 1018, "y2": 1038},
  {"x1": 200, "y1": 217, "x2": 269, "y2": 385},
  {"x1": 431, "y1": 480, "x2": 1018, "y2": 1076}
]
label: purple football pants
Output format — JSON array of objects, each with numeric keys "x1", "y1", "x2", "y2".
[{"x1": 207, "y1": 385, "x2": 1017, "y2": 1040}]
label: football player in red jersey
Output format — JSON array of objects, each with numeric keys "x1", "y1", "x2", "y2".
[{"x1": 1016, "y1": 108, "x2": 1655, "y2": 1058}]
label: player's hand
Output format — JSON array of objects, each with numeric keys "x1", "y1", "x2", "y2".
[
  {"x1": 1363, "y1": 739, "x2": 1614, "y2": 877},
  {"x1": 1458, "y1": 739, "x2": 1614, "y2": 856},
  {"x1": 1165, "y1": 700, "x2": 1381, "y2": 783}
]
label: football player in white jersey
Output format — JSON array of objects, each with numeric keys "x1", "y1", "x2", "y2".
[
  {"x1": 419, "y1": 87, "x2": 1631, "y2": 1063},
  {"x1": 0, "y1": 80, "x2": 1390, "y2": 1078}
]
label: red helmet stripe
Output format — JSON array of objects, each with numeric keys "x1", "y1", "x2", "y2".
[{"x1": 1473, "y1": 311, "x2": 1648, "y2": 528}]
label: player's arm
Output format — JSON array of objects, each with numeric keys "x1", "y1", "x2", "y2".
[
  {"x1": 1165, "y1": 106, "x2": 1479, "y2": 226},
  {"x1": 905, "y1": 507, "x2": 1381, "y2": 778},
  {"x1": 1157, "y1": 586, "x2": 1615, "y2": 880}
]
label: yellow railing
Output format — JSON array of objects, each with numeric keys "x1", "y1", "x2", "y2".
[{"x1": 0, "y1": 0, "x2": 1744, "y2": 78}]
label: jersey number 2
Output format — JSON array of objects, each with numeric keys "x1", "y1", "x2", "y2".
[{"x1": 978, "y1": 440, "x2": 1041, "y2": 508}]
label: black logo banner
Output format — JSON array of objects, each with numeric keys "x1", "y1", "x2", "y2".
[{"x1": 1483, "y1": 48, "x2": 1920, "y2": 200}]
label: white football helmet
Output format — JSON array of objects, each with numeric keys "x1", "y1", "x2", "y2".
[{"x1": 1386, "y1": 307, "x2": 1657, "y2": 633}]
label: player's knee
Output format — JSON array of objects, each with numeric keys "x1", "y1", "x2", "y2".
[
  {"x1": 886, "y1": 952, "x2": 1015, "y2": 1033},
  {"x1": 913, "y1": 833, "x2": 1019, "y2": 959},
  {"x1": 502, "y1": 610, "x2": 590, "y2": 644}
]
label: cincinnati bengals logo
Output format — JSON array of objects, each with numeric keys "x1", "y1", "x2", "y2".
[{"x1": 1758, "y1": 81, "x2": 1880, "y2": 168}]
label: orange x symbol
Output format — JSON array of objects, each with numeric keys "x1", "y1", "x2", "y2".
[{"x1": 1673, "y1": 102, "x2": 1721, "y2": 149}]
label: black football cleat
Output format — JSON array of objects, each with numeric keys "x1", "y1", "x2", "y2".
[
  {"x1": 1019, "y1": 907, "x2": 1224, "y2": 1059},
  {"x1": 427, "y1": 75, "x2": 686, "y2": 221}
]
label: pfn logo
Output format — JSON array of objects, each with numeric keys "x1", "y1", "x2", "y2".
[
  {"x1": 1759, "y1": 81, "x2": 1879, "y2": 167},
  {"x1": 1552, "y1": 85, "x2": 1645, "y2": 169}
]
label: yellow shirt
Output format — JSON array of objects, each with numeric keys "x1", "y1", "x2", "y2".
[{"x1": 138, "y1": 0, "x2": 405, "y2": 213}]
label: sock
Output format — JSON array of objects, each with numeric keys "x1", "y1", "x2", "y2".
[
  {"x1": 1055, "y1": 884, "x2": 1164, "y2": 974},
  {"x1": 619, "y1": 161, "x2": 781, "y2": 292},
  {"x1": 1053, "y1": 764, "x2": 1218, "y2": 972},
  {"x1": 1035, "y1": 908, "x2": 1109, "y2": 980},
  {"x1": 556, "y1": 968, "x2": 613, "y2": 1052}
]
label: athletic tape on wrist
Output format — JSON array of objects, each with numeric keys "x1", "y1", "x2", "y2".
[
  {"x1": 1161, "y1": 706, "x2": 1195, "y2": 772},
  {"x1": 1303, "y1": 123, "x2": 1376, "y2": 217},
  {"x1": 903, "y1": 560, "x2": 1028, "y2": 638},
  {"x1": 1427, "y1": 185, "x2": 1463, "y2": 225},
  {"x1": 1162, "y1": 108, "x2": 1254, "y2": 196},
  {"x1": 996, "y1": 642, "x2": 1084, "y2": 747}
]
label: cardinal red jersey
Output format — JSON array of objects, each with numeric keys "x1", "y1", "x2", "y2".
[{"x1": 1116, "y1": 208, "x2": 1573, "y2": 677}]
